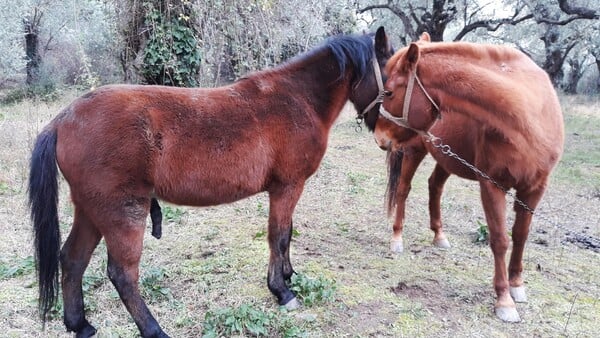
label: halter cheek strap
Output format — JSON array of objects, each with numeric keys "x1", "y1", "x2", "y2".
[
  {"x1": 360, "y1": 55, "x2": 386, "y2": 117},
  {"x1": 378, "y1": 69, "x2": 440, "y2": 136}
]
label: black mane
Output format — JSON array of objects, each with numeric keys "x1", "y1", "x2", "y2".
[{"x1": 325, "y1": 34, "x2": 373, "y2": 81}]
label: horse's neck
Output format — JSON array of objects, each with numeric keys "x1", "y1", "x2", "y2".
[{"x1": 276, "y1": 51, "x2": 352, "y2": 127}]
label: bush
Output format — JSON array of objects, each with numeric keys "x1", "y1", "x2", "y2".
[
  {"x1": 141, "y1": 2, "x2": 201, "y2": 87},
  {"x1": 202, "y1": 303, "x2": 305, "y2": 337}
]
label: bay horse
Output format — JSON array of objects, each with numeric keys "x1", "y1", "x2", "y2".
[
  {"x1": 374, "y1": 33, "x2": 564, "y2": 322},
  {"x1": 28, "y1": 27, "x2": 394, "y2": 337}
]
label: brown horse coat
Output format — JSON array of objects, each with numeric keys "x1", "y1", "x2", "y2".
[
  {"x1": 29, "y1": 28, "x2": 394, "y2": 337},
  {"x1": 375, "y1": 33, "x2": 563, "y2": 322}
]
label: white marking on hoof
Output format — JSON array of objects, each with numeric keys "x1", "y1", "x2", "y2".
[
  {"x1": 390, "y1": 240, "x2": 404, "y2": 253},
  {"x1": 510, "y1": 286, "x2": 527, "y2": 303},
  {"x1": 433, "y1": 238, "x2": 451, "y2": 248},
  {"x1": 495, "y1": 306, "x2": 521, "y2": 323},
  {"x1": 284, "y1": 297, "x2": 300, "y2": 310}
]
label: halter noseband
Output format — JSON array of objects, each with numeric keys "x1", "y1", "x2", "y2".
[{"x1": 378, "y1": 69, "x2": 440, "y2": 136}]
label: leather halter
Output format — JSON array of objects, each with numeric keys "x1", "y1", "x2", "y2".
[
  {"x1": 378, "y1": 69, "x2": 440, "y2": 136},
  {"x1": 359, "y1": 54, "x2": 386, "y2": 117}
]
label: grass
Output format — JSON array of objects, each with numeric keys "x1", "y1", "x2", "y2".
[{"x1": 0, "y1": 93, "x2": 599, "y2": 337}]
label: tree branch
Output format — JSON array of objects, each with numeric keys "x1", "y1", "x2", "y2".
[
  {"x1": 453, "y1": 4, "x2": 533, "y2": 41},
  {"x1": 558, "y1": 0, "x2": 598, "y2": 18}
]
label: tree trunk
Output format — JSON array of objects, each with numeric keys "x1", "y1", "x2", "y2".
[
  {"x1": 595, "y1": 54, "x2": 600, "y2": 93},
  {"x1": 564, "y1": 58, "x2": 582, "y2": 94},
  {"x1": 541, "y1": 26, "x2": 565, "y2": 88},
  {"x1": 119, "y1": 0, "x2": 145, "y2": 83},
  {"x1": 24, "y1": 10, "x2": 42, "y2": 86}
]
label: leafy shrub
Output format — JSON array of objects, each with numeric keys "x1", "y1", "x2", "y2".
[
  {"x1": 288, "y1": 273, "x2": 336, "y2": 307},
  {"x1": 0, "y1": 83, "x2": 59, "y2": 105},
  {"x1": 141, "y1": 2, "x2": 201, "y2": 87},
  {"x1": 202, "y1": 303, "x2": 305, "y2": 337},
  {"x1": 141, "y1": 266, "x2": 172, "y2": 302},
  {"x1": 474, "y1": 220, "x2": 489, "y2": 243}
]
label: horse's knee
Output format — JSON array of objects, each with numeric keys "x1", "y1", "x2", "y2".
[{"x1": 60, "y1": 249, "x2": 87, "y2": 276}]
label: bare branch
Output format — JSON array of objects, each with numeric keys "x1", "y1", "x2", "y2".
[
  {"x1": 453, "y1": 4, "x2": 534, "y2": 41},
  {"x1": 536, "y1": 16, "x2": 595, "y2": 26},
  {"x1": 558, "y1": 0, "x2": 598, "y2": 18}
]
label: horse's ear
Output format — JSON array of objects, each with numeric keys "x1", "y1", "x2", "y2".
[
  {"x1": 375, "y1": 26, "x2": 390, "y2": 56},
  {"x1": 419, "y1": 32, "x2": 431, "y2": 42},
  {"x1": 405, "y1": 43, "x2": 420, "y2": 70}
]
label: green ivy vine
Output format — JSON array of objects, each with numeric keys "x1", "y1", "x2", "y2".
[{"x1": 142, "y1": 2, "x2": 200, "y2": 87}]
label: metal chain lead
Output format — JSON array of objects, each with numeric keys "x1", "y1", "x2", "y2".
[{"x1": 426, "y1": 135, "x2": 600, "y2": 249}]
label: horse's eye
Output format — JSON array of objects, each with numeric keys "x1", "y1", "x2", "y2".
[{"x1": 384, "y1": 90, "x2": 392, "y2": 97}]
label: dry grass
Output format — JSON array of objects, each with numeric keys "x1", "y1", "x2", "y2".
[{"x1": 0, "y1": 92, "x2": 598, "y2": 337}]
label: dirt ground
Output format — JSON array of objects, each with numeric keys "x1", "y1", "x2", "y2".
[{"x1": 0, "y1": 94, "x2": 598, "y2": 337}]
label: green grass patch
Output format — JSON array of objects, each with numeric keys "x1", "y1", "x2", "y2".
[
  {"x1": 554, "y1": 110, "x2": 600, "y2": 187},
  {"x1": 163, "y1": 205, "x2": 186, "y2": 224},
  {"x1": 0, "y1": 256, "x2": 35, "y2": 280},
  {"x1": 202, "y1": 303, "x2": 305, "y2": 337}
]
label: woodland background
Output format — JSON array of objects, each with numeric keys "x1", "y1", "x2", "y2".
[{"x1": 0, "y1": 0, "x2": 599, "y2": 101}]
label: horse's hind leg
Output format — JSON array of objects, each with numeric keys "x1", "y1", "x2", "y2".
[
  {"x1": 60, "y1": 207, "x2": 102, "y2": 337},
  {"x1": 267, "y1": 183, "x2": 304, "y2": 309},
  {"x1": 428, "y1": 164, "x2": 451, "y2": 248},
  {"x1": 508, "y1": 184, "x2": 547, "y2": 303},
  {"x1": 103, "y1": 210, "x2": 168, "y2": 337},
  {"x1": 479, "y1": 180, "x2": 520, "y2": 322}
]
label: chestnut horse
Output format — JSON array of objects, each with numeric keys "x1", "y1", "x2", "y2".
[
  {"x1": 28, "y1": 28, "x2": 393, "y2": 337},
  {"x1": 374, "y1": 33, "x2": 563, "y2": 322}
]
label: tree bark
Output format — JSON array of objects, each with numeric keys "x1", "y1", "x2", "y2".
[
  {"x1": 24, "y1": 9, "x2": 43, "y2": 86},
  {"x1": 564, "y1": 57, "x2": 582, "y2": 94}
]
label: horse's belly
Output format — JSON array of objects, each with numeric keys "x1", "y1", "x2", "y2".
[
  {"x1": 155, "y1": 176, "x2": 265, "y2": 206},
  {"x1": 152, "y1": 161, "x2": 269, "y2": 207},
  {"x1": 157, "y1": 183, "x2": 261, "y2": 207}
]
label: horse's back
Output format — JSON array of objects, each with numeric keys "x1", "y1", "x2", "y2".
[{"x1": 52, "y1": 83, "x2": 329, "y2": 208}]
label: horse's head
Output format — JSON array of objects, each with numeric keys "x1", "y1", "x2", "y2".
[
  {"x1": 374, "y1": 33, "x2": 440, "y2": 151},
  {"x1": 350, "y1": 26, "x2": 394, "y2": 132}
]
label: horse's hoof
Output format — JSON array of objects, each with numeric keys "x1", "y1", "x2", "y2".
[
  {"x1": 510, "y1": 286, "x2": 527, "y2": 303},
  {"x1": 495, "y1": 306, "x2": 521, "y2": 322},
  {"x1": 390, "y1": 240, "x2": 404, "y2": 253},
  {"x1": 75, "y1": 324, "x2": 97, "y2": 338},
  {"x1": 433, "y1": 238, "x2": 451, "y2": 248},
  {"x1": 283, "y1": 297, "x2": 301, "y2": 310}
]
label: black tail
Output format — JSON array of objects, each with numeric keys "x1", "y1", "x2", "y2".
[
  {"x1": 28, "y1": 128, "x2": 60, "y2": 322},
  {"x1": 385, "y1": 149, "x2": 403, "y2": 216}
]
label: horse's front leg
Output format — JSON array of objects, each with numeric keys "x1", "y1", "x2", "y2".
[
  {"x1": 390, "y1": 149, "x2": 426, "y2": 253},
  {"x1": 479, "y1": 180, "x2": 519, "y2": 322},
  {"x1": 266, "y1": 183, "x2": 304, "y2": 309}
]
